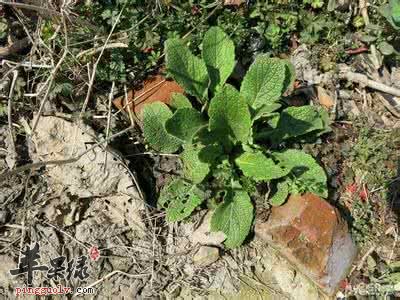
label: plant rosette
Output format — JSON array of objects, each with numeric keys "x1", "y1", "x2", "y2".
[{"x1": 142, "y1": 26, "x2": 330, "y2": 248}]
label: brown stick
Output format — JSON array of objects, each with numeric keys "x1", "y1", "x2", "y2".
[{"x1": 339, "y1": 67, "x2": 400, "y2": 98}]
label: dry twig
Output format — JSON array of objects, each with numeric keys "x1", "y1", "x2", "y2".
[
  {"x1": 7, "y1": 70, "x2": 19, "y2": 169},
  {"x1": 339, "y1": 66, "x2": 400, "y2": 98},
  {"x1": 79, "y1": 6, "x2": 126, "y2": 117},
  {"x1": 76, "y1": 42, "x2": 128, "y2": 59},
  {"x1": 103, "y1": 81, "x2": 115, "y2": 170},
  {"x1": 31, "y1": 14, "x2": 69, "y2": 133}
]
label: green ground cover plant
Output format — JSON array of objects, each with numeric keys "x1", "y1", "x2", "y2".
[
  {"x1": 379, "y1": 0, "x2": 400, "y2": 30},
  {"x1": 142, "y1": 27, "x2": 330, "y2": 248},
  {"x1": 66, "y1": 1, "x2": 353, "y2": 85}
]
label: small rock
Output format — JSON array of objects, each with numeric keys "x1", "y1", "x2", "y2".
[
  {"x1": 193, "y1": 246, "x2": 220, "y2": 267},
  {"x1": 255, "y1": 193, "x2": 357, "y2": 296},
  {"x1": 191, "y1": 211, "x2": 226, "y2": 246}
]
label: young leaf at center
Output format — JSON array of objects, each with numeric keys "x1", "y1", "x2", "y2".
[
  {"x1": 208, "y1": 84, "x2": 251, "y2": 144},
  {"x1": 235, "y1": 150, "x2": 290, "y2": 182}
]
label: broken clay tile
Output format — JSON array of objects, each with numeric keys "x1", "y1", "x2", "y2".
[
  {"x1": 255, "y1": 193, "x2": 357, "y2": 296},
  {"x1": 113, "y1": 75, "x2": 184, "y2": 118}
]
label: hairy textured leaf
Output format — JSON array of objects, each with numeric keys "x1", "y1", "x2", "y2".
[
  {"x1": 240, "y1": 55, "x2": 287, "y2": 109},
  {"x1": 235, "y1": 150, "x2": 290, "y2": 182},
  {"x1": 198, "y1": 144, "x2": 224, "y2": 164},
  {"x1": 165, "y1": 38, "x2": 209, "y2": 100},
  {"x1": 165, "y1": 108, "x2": 207, "y2": 143},
  {"x1": 193, "y1": 126, "x2": 234, "y2": 153},
  {"x1": 211, "y1": 189, "x2": 253, "y2": 248},
  {"x1": 158, "y1": 179, "x2": 204, "y2": 222},
  {"x1": 282, "y1": 60, "x2": 296, "y2": 94},
  {"x1": 202, "y1": 26, "x2": 235, "y2": 92},
  {"x1": 180, "y1": 144, "x2": 211, "y2": 184},
  {"x1": 142, "y1": 102, "x2": 182, "y2": 153},
  {"x1": 391, "y1": 0, "x2": 400, "y2": 25},
  {"x1": 170, "y1": 93, "x2": 192, "y2": 110},
  {"x1": 208, "y1": 84, "x2": 251, "y2": 143},
  {"x1": 273, "y1": 149, "x2": 328, "y2": 197},
  {"x1": 269, "y1": 106, "x2": 327, "y2": 142},
  {"x1": 379, "y1": 1, "x2": 400, "y2": 29},
  {"x1": 270, "y1": 181, "x2": 289, "y2": 206},
  {"x1": 252, "y1": 103, "x2": 281, "y2": 121}
]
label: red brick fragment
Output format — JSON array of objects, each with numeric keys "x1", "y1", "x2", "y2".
[{"x1": 255, "y1": 193, "x2": 357, "y2": 296}]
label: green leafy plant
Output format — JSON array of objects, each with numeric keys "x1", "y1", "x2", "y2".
[
  {"x1": 142, "y1": 27, "x2": 330, "y2": 248},
  {"x1": 360, "y1": 23, "x2": 398, "y2": 57},
  {"x1": 303, "y1": 0, "x2": 324, "y2": 9},
  {"x1": 379, "y1": 0, "x2": 400, "y2": 30}
]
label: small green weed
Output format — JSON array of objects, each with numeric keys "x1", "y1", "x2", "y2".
[
  {"x1": 379, "y1": 0, "x2": 400, "y2": 30},
  {"x1": 347, "y1": 122, "x2": 400, "y2": 246},
  {"x1": 142, "y1": 27, "x2": 330, "y2": 248}
]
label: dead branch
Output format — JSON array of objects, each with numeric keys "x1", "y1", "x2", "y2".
[
  {"x1": 7, "y1": 70, "x2": 19, "y2": 169},
  {"x1": 339, "y1": 66, "x2": 400, "y2": 99}
]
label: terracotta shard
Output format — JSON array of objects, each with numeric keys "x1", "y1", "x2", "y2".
[
  {"x1": 255, "y1": 193, "x2": 357, "y2": 296},
  {"x1": 113, "y1": 75, "x2": 184, "y2": 119},
  {"x1": 316, "y1": 86, "x2": 335, "y2": 108}
]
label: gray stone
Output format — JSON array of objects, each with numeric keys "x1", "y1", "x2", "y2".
[{"x1": 193, "y1": 246, "x2": 220, "y2": 267}]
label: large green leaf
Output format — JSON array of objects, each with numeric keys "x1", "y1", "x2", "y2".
[
  {"x1": 198, "y1": 144, "x2": 224, "y2": 164},
  {"x1": 158, "y1": 179, "x2": 204, "y2": 222},
  {"x1": 392, "y1": 0, "x2": 400, "y2": 25},
  {"x1": 202, "y1": 26, "x2": 235, "y2": 92},
  {"x1": 282, "y1": 59, "x2": 296, "y2": 94},
  {"x1": 235, "y1": 150, "x2": 290, "y2": 182},
  {"x1": 165, "y1": 38, "x2": 209, "y2": 100},
  {"x1": 208, "y1": 84, "x2": 251, "y2": 143},
  {"x1": 273, "y1": 149, "x2": 328, "y2": 197},
  {"x1": 170, "y1": 93, "x2": 192, "y2": 110},
  {"x1": 240, "y1": 55, "x2": 287, "y2": 109},
  {"x1": 252, "y1": 103, "x2": 282, "y2": 121},
  {"x1": 211, "y1": 189, "x2": 253, "y2": 248},
  {"x1": 268, "y1": 106, "x2": 327, "y2": 142},
  {"x1": 180, "y1": 144, "x2": 211, "y2": 184},
  {"x1": 142, "y1": 102, "x2": 182, "y2": 153},
  {"x1": 165, "y1": 107, "x2": 207, "y2": 143},
  {"x1": 379, "y1": 1, "x2": 400, "y2": 29}
]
